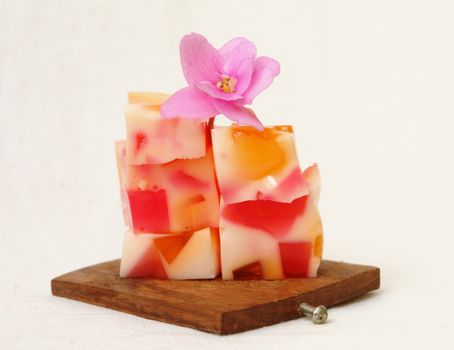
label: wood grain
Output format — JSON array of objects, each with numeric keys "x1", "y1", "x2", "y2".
[{"x1": 51, "y1": 259, "x2": 380, "y2": 334}]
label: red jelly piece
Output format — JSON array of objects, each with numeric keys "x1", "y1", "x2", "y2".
[
  {"x1": 135, "y1": 132, "x2": 147, "y2": 153},
  {"x1": 232, "y1": 261, "x2": 263, "y2": 280},
  {"x1": 127, "y1": 189, "x2": 170, "y2": 233},
  {"x1": 279, "y1": 242, "x2": 312, "y2": 278},
  {"x1": 221, "y1": 196, "x2": 308, "y2": 239},
  {"x1": 128, "y1": 243, "x2": 167, "y2": 279}
]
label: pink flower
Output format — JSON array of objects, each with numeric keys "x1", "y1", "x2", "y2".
[{"x1": 160, "y1": 33, "x2": 280, "y2": 130}]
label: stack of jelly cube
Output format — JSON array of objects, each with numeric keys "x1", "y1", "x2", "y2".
[
  {"x1": 212, "y1": 126, "x2": 323, "y2": 279},
  {"x1": 116, "y1": 92, "x2": 220, "y2": 279},
  {"x1": 116, "y1": 92, "x2": 323, "y2": 280}
]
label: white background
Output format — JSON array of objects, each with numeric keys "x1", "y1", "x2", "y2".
[{"x1": 1, "y1": 0, "x2": 453, "y2": 349}]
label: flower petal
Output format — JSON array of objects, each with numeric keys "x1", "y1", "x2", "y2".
[
  {"x1": 219, "y1": 38, "x2": 256, "y2": 78},
  {"x1": 180, "y1": 33, "x2": 223, "y2": 86},
  {"x1": 242, "y1": 56, "x2": 280, "y2": 104},
  {"x1": 219, "y1": 38, "x2": 247, "y2": 58},
  {"x1": 160, "y1": 87, "x2": 217, "y2": 119},
  {"x1": 212, "y1": 99, "x2": 264, "y2": 130},
  {"x1": 233, "y1": 57, "x2": 255, "y2": 95}
]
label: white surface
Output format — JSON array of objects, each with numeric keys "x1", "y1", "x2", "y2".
[{"x1": 1, "y1": 0, "x2": 453, "y2": 349}]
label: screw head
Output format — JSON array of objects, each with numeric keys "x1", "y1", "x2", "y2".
[{"x1": 312, "y1": 305, "x2": 328, "y2": 324}]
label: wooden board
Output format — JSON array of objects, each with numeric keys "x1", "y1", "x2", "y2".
[{"x1": 51, "y1": 259, "x2": 380, "y2": 334}]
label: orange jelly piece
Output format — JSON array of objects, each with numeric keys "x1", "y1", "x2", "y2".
[
  {"x1": 314, "y1": 234, "x2": 323, "y2": 258},
  {"x1": 231, "y1": 126, "x2": 289, "y2": 180},
  {"x1": 154, "y1": 232, "x2": 192, "y2": 264}
]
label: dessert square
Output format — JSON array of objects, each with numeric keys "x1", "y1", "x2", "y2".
[
  {"x1": 211, "y1": 126, "x2": 309, "y2": 204},
  {"x1": 120, "y1": 228, "x2": 221, "y2": 279},
  {"x1": 115, "y1": 141, "x2": 219, "y2": 233},
  {"x1": 125, "y1": 92, "x2": 207, "y2": 165}
]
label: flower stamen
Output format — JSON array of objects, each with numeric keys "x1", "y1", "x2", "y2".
[{"x1": 217, "y1": 75, "x2": 237, "y2": 93}]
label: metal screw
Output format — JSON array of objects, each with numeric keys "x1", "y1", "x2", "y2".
[{"x1": 298, "y1": 302, "x2": 328, "y2": 324}]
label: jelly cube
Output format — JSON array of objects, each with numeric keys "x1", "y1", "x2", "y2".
[
  {"x1": 125, "y1": 92, "x2": 207, "y2": 165},
  {"x1": 211, "y1": 126, "x2": 309, "y2": 204},
  {"x1": 120, "y1": 228, "x2": 221, "y2": 279},
  {"x1": 115, "y1": 141, "x2": 219, "y2": 233},
  {"x1": 219, "y1": 193, "x2": 323, "y2": 279}
]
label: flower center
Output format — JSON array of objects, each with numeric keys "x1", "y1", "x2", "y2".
[{"x1": 217, "y1": 75, "x2": 237, "y2": 93}]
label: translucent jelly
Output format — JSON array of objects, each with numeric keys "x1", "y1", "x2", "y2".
[
  {"x1": 211, "y1": 126, "x2": 310, "y2": 204},
  {"x1": 120, "y1": 228, "x2": 220, "y2": 279},
  {"x1": 125, "y1": 92, "x2": 207, "y2": 165},
  {"x1": 115, "y1": 141, "x2": 219, "y2": 233},
  {"x1": 116, "y1": 92, "x2": 324, "y2": 280},
  {"x1": 116, "y1": 92, "x2": 221, "y2": 280},
  {"x1": 212, "y1": 125, "x2": 324, "y2": 280}
]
